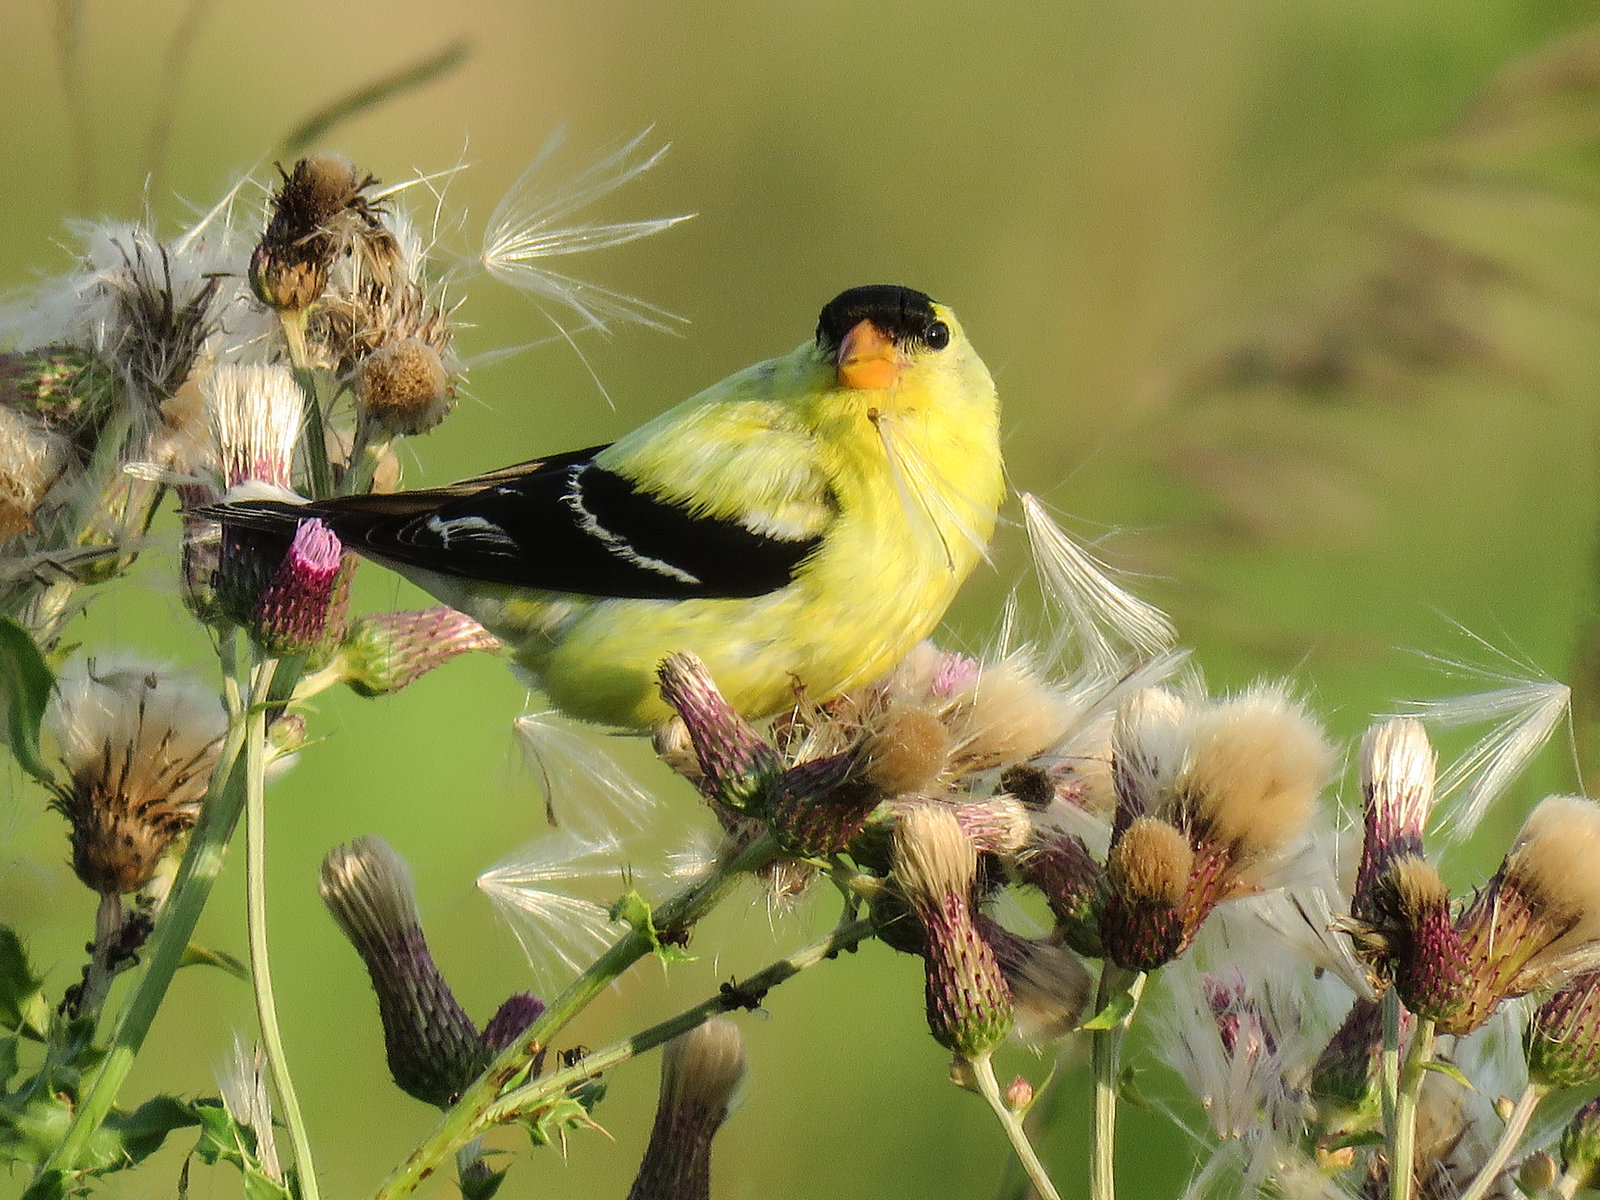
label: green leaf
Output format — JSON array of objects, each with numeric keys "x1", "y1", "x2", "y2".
[
  {"x1": 1421, "y1": 1058, "x2": 1473, "y2": 1090},
  {"x1": 0, "y1": 617, "x2": 57, "y2": 786},
  {"x1": 459, "y1": 1159, "x2": 511, "y2": 1200},
  {"x1": 19, "y1": 1168, "x2": 68, "y2": 1200},
  {"x1": 1078, "y1": 985, "x2": 1139, "y2": 1032},
  {"x1": 108, "y1": 1094, "x2": 201, "y2": 1164},
  {"x1": 179, "y1": 944, "x2": 250, "y2": 981},
  {"x1": 0, "y1": 1036, "x2": 19, "y2": 1090},
  {"x1": 609, "y1": 891, "x2": 693, "y2": 965},
  {"x1": 0, "y1": 927, "x2": 49, "y2": 1039},
  {"x1": 185, "y1": 1098, "x2": 294, "y2": 1199}
]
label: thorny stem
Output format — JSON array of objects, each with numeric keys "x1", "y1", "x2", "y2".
[
  {"x1": 372, "y1": 832, "x2": 780, "y2": 1200},
  {"x1": 44, "y1": 632, "x2": 255, "y2": 1178},
  {"x1": 280, "y1": 310, "x2": 333, "y2": 501},
  {"x1": 1090, "y1": 964, "x2": 1144, "y2": 1200},
  {"x1": 243, "y1": 655, "x2": 321, "y2": 1200},
  {"x1": 484, "y1": 917, "x2": 877, "y2": 1125},
  {"x1": 1389, "y1": 1016, "x2": 1436, "y2": 1200},
  {"x1": 971, "y1": 1054, "x2": 1063, "y2": 1200},
  {"x1": 1456, "y1": 1083, "x2": 1542, "y2": 1200}
]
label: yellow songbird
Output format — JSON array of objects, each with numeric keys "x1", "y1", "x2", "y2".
[{"x1": 210, "y1": 285, "x2": 1003, "y2": 729}]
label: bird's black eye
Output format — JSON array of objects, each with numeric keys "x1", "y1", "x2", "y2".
[{"x1": 924, "y1": 320, "x2": 950, "y2": 351}]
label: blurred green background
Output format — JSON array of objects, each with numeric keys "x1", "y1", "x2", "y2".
[{"x1": 7, "y1": 1, "x2": 1600, "y2": 1197}]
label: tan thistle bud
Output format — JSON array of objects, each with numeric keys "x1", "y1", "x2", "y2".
[
  {"x1": 862, "y1": 704, "x2": 952, "y2": 797},
  {"x1": 46, "y1": 664, "x2": 224, "y2": 895},
  {"x1": 320, "y1": 836, "x2": 493, "y2": 1107},
  {"x1": 1353, "y1": 719, "x2": 1437, "y2": 923},
  {"x1": 893, "y1": 805, "x2": 1013, "y2": 1057},
  {"x1": 1371, "y1": 856, "x2": 1467, "y2": 1020},
  {"x1": 626, "y1": 1018, "x2": 746, "y2": 1200},
  {"x1": 1102, "y1": 816, "x2": 1192, "y2": 969},
  {"x1": 1442, "y1": 795, "x2": 1600, "y2": 1035},
  {"x1": 354, "y1": 337, "x2": 455, "y2": 437},
  {"x1": 0, "y1": 405, "x2": 72, "y2": 539}
]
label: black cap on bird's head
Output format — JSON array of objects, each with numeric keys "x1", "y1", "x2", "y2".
[
  {"x1": 816, "y1": 285, "x2": 943, "y2": 354},
  {"x1": 817, "y1": 285, "x2": 950, "y2": 391}
]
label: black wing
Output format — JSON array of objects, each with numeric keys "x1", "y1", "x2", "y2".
[{"x1": 202, "y1": 445, "x2": 826, "y2": 600}]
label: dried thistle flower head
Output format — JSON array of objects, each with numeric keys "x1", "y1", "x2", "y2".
[
  {"x1": 0, "y1": 405, "x2": 73, "y2": 539},
  {"x1": 319, "y1": 835, "x2": 488, "y2": 1107},
  {"x1": 205, "y1": 363, "x2": 304, "y2": 492},
  {"x1": 250, "y1": 155, "x2": 383, "y2": 314},
  {"x1": 862, "y1": 704, "x2": 953, "y2": 797},
  {"x1": 626, "y1": 1017, "x2": 747, "y2": 1200},
  {"x1": 353, "y1": 337, "x2": 455, "y2": 437},
  {"x1": 892, "y1": 805, "x2": 1013, "y2": 1057},
  {"x1": 1440, "y1": 794, "x2": 1600, "y2": 1034},
  {"x1": 1356, "y1": 854, "x2": 1465, "y2": 1010},
  {"x1": 1100, "y1": 684, "x2": 1331, "y2": 971},
  {"x1": 1111, "y1": 686, "x2": 1188, "y2": 819},
  {"x1": 1103, "y1": 816, "x2": 1193, "y2": 969},
  {"x1": 46, "y1": 663, "x2": 224, "y2": 895},
  {"x1": 1353, "y1": 718, "x2": 1437, "y2": 923},
  {"x1": 1171, "y1": 684, "x2": 1331, "y2": 869}
]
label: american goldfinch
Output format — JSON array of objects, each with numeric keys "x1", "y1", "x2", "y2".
[{"x1": 211, "y1": 285, "x2": 1003, "y2": 729}]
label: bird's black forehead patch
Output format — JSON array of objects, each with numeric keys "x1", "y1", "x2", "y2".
[{"x1": 816, "y1": 285, "x2": 939, "y2": 352}]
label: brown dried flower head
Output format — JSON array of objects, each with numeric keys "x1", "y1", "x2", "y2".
[{"x1": 46, "y1": 663, "x2": 224, "y2": 895}]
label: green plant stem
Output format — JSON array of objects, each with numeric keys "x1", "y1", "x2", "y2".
[
  {"x1": 971, "y1": 1054, "x2": 1063, "y2": 1200},
  {"x1": 243, "y1": 656, "x2": 320, "y2": 1200},
  {"x1": 1457, "y1": 1083, "x2": 1542, "y2": 1200},
  {"x1": 485, "y1": 916, "x2": 876, "y2": 1124},
  {"x1": 1090, "y1": 964, "x2": 1145, "y2": 1200},
  {"x1": 372, "y1": 832, "x2": 779, "y2": 1200},
  {"x1": 991, "y1": 1047, "x2": 1073, "y2": 1200},
  {"x1": 1389, "y1": 1015, "x2": 1436, "y2": 1200},
  {"x1": 280, "y1": 311, "x2": 333, "y2": 501},
  {"x1": 44, "y1": 632, "x2": 255, "y2": 1177}
]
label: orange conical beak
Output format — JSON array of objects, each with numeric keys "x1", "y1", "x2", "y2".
[{"x1": 836, "y1": 319, "x2": 902, "y2": 391}]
